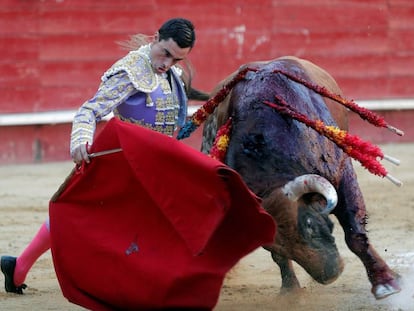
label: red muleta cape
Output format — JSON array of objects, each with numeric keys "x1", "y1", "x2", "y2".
[{"x1": 49, "y1": 118, "x2": 276, "y2": 310}]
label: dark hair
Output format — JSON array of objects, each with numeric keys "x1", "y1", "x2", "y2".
[{"x1": 158, "y1": 18, "x2": 196, "y2": 49}]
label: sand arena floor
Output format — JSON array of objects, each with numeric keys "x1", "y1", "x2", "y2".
[{"x1": 0, "y1": 143, "x2": 413, "y2": 310}]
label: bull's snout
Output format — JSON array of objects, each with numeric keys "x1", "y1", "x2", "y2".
[{"x1": 306, "y1": 253, "x2": 344, "y2": 284}]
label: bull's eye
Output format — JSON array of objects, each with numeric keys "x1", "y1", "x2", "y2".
[
  {"x1": 298, "y1": 208, "x2": 322, "y2": 240},
  {"x1": 306, "y1": 217, "x2": 314, "y2": 235}
]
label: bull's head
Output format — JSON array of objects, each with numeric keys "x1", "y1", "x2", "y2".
[{"x1": 263, "y1": 174, "x2": 344, "y2": 285}]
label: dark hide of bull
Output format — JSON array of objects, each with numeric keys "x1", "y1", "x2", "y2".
[{"x1": 201, "y1": 57, "x2": 400, "y2": 299}]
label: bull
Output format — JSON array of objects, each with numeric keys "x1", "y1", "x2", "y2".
[{"x1": 192, "y1": 56, "x2": 401, "y2": 299}]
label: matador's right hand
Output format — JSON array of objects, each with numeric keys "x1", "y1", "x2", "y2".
[{"x1": 71, "y1": 143, "x2": 91, "y2": 165}]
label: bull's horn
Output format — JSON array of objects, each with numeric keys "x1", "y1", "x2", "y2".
[{"x1": 282, "y1": 174, "x2": 338, "y2": 214}]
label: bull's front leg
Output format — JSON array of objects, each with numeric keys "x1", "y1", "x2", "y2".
[
  {"x1": 335, "y1": 169, "x2": 401, "y2": 299},
  {"x1": 264, "y1": 247, "x2": 301, "y2": 294},
  {"x1": 345, "y1": 232, "x2": 401, "y2": 299}
]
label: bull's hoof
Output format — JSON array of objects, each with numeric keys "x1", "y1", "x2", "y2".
[
  {"x1": 279, "y1": 286, "x2": 306, "y2": 296},
  {"x1": 372, "y1": 279, "x2": 401, "y2": 300}
]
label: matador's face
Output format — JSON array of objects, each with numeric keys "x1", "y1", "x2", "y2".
[{"x1": 150, "y1": 37, "x2": 190, "y2": 75}]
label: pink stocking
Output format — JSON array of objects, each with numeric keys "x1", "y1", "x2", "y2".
[{"x1": 13, "y1": 221, "x2": 50, "y2": 286}]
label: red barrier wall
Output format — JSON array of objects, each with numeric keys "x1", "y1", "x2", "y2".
[{"x1": 1, "y1": 0, "x2": 413, "y2": 163}]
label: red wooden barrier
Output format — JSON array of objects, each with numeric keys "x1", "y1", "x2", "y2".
[{"x1": 0, "y1": 0, "x2": 413, "y2": 163}]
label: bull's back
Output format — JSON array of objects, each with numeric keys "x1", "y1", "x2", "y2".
[
  {"x1": 206, "y1": 57, "x2": 351, "y2": 192},
  {"x1": 206, "y1": 56, "x2": 347, "y2": 128},
  {"x1": 279, "y1": 56, "x2": 348, "y2": 130}
]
